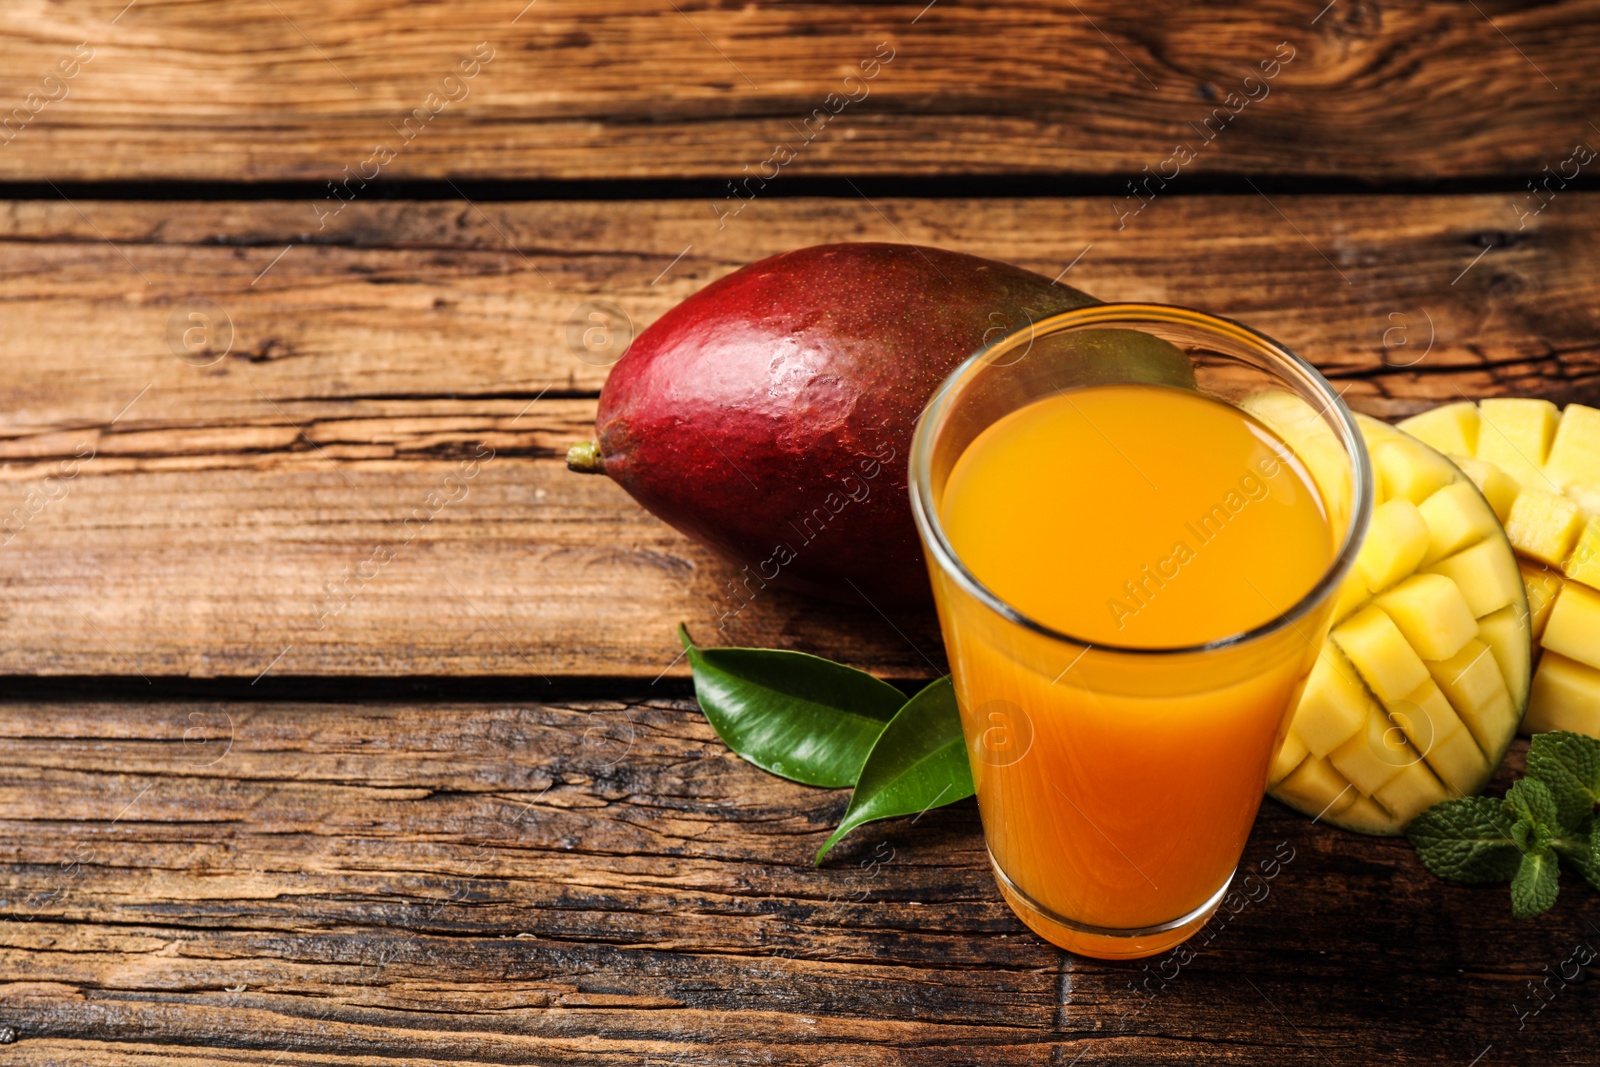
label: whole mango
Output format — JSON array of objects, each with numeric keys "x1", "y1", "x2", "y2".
[{"x1": 568, "y1": 243, "x2": 1100, "y2": 606}]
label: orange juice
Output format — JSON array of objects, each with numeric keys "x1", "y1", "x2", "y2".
[{"x1": 935, "y1": 382, "x2": 1335, "y2": 955}]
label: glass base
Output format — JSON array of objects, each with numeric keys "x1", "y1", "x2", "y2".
[{"x1": 989, "y1": 850, "x2": 1234, "y2": 960}]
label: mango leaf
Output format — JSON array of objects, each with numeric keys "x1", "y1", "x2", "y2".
[
  {"x1": 679, "y1": 624, "x2": 905, "y2": 788},
  {"x1": 816, "y1": 676, "x2": 976, "y2": 863}
]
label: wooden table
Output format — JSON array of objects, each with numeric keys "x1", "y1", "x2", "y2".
[{"x1": 2, "y1": 2, "x2": 1597, "y2": 1063}]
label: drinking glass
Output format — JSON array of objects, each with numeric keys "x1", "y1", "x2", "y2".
[{"x1": 909, "y1": 303, "x2": 1372, "y2": 959}]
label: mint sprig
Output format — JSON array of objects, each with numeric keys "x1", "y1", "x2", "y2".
[{"x1": 1407, "y1": 731, "x2": 1600, "y2": 918}]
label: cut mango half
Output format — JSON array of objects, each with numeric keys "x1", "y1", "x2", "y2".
[
  {"x1": 1244, "y1": 399, "x2": 1531, "y2": 836},
  {"x1": 1399, "y1": 400, "x2": 1600, "y2": 737}
]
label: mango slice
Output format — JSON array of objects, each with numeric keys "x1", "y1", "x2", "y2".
[
  {"x1": 1264, "y1": 413, "x2": 1530, "y2": 835},
  {"x1": 1400, "y1": 400, "x2": 1600, "y2": 738}
]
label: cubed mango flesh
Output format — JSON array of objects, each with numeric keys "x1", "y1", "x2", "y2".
[
  {"x1": 1357, "y1": 498, "x2": 1430, "y2": 593},
  {"x1": 1450, "y1": 456, "x2": 1522, "y2": 523},
  {"x1": 1373, "y1": 759, "x2": 1451, "y2": 824},
  {"x1": 1425, "y1": 538, "x2": 1522, "y2": 618},
  {"x1": 1294, "y1": 645, "x2": 1375, "y2": 758},
  {"x1": 1425, "y1": 639, "x2": 1513, "y2": 756},
  {"x1": 1274, "y1": 415, "x2": 1529, "y2": 834},
  {"x1": 1543, "y1": 403, "x2": 1600, "y2": 490},
  {"x1": 1374, "y1": 439, "x2": 1457, "y2": 504},
  {"x1": 1518, "y1": 561, "x2": 1565, "y2": 642},
  {"x1": 1562, "y1": 520, "x2": 1600, "y2": 589},
  {"x1": 1542, "y1": 582, "x2": 1600, "y2": 673},
  {"x1": 1336, "y1": 794, "x2": 1400, "y2": 835},
  {"x1": 1423, "y1": 726, "x2": 1491, "y2": 797},
  {"x1": 1478, "y1": 398, "x2": 1560, "y2": 491},
  {"x1": 1399, "y1": 402, "x2": 1479, "y2": 457},
  {"x1": 1330, "y1": 709, "x2": 1412, "y2": 796},
  {"x1": 1384, "y1": 678, "x2": 1465, "y2": 756},
  {"x1": 1271, "y1": 730, "x2": 1310, "y2": 782},
  {"x1": 1564, "y1": 481, "x2": 1600, "y2": 517},
  {"x1": 1277, "y1": 757, "x2": 1357, "y2": 818},
  {"x1": 1333, "y1": 606, "x2": 1430, "y2": 702},
  {"x1": 1375, "y1": 573, "x2": 1478, "y2": 661},
  {"x1": 1524, "y1": 652, "x2": 1600, "y2": 736},
  {"x1": 1418, "y1": 482, "x2": 1500, "y2": 566},
  {"x1": 1477, "y1": 605, "x2": 1532, "y2": 701},
  {"x1": 1504, "y1": 487, "x2": 1584, "y2": 568}
]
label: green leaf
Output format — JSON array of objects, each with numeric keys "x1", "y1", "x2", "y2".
[
  {"x1": 1552, "y1": 818, "x2": 1600, "y2": 893},
  {"x1": 1510, "y1": 848, "x2": 1561, "y2": 919},
  {"x1": 678, "y1": 625, "x2": 906, "y2": 788},
  {"x1": 1407, "y1": 797, "x2": 1522, "y2": 884},
  {"x1": 815, "y1": 676, "x2": 976, "y2": 863},
  {"x1": 1525, "y1": 731, "x2": 1600, "y2": 831},
  {"x1": 1504, "y1": 777, "x2": 1561, "y2": 846}
]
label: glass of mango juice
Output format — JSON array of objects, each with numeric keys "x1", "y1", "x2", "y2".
[{"x1": 909, "y1": 303, "x2": 1374, "y2": 959}]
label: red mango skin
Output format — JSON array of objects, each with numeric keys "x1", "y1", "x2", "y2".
[{"x1": 593, "y1": 243, "x2": 1097, "y2": 606}]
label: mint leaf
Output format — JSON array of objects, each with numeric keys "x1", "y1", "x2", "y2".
[
  {"x1": 816, "y1": 676, "x2": 975, "y2": 863},
  {"x1": 1525, "y1": 731, "x2": 1600, "y2": 831},
  {"x1": 1504, "y1": 777, "x2": 1561, "y2": 842},
  {"x1": 1407, "y1": 797, "x2": 1521, "y2": 884},
  {"x1": 1504, "y1": 782, "x2": 1564, "y2": 919},
  {"x1": 678, "y1": 625, "x2": 906, "y2": 788},
  {"x1": 1510, "y1": 848, "x2": 1560, "y2": 919},
  {"x1": 1552, "y1": 819, "x2": 1600, "y2": 893},
  {"x1": 1410, "y1": 737, "x2": 1600, "y2": 918}
]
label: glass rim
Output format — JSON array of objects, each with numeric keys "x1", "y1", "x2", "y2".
[{"x1": 908, "y1": 301, "x2": 1375, "y2": 658}]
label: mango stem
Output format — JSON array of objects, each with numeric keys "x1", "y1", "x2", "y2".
[{"x1": 566, "y1": 441, "x2": 606, "y2": 474}]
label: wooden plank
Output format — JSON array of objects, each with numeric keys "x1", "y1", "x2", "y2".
[
  {"x1": 0, "y1": 396, "x2": 950, "y2": 679},
  {"x1": 0, "y1": 699, "x2": 1592, "y2": 1063},
  {"x1": 1, "y1": 193, "x2": 1597, "y2": 678},
  {"x1": 3, "y1": 194, "x2": 1595, "y2": 427},
  {"x1": 0, "y1": 2, "x2": 1595, "y2": 182}
]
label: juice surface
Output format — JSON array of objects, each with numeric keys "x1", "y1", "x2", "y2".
[
  {"x1": 933, "y1": 383, "x2": 1339, "y2": 947},
  {"x1": 942, "y1": 382, "x2": 1332, "y2": 647}
]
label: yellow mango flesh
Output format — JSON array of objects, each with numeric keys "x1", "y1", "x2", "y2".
[
  {"x1": 1523, "y1": 653, "x2": 1600, "y2": 735},
  {"x1": 1398, "y1": 402, "x2": 1479, "y2": 457},
  {"x1": 1334, "y1": 606, "x2": 1430, "y2": 702},
  {"x1": 1294, "y1": 645, "x2": 1376, "y2": 758},
  {"x1": 1451, "y1": 456, "x2": 1521, "y2": 522},
  {"x1": 1477, "y1": 398, "x2": 1559, "y2": 490},
  {"x1": 1268, "y1": 414, "x2": 1529, "y2": 835},
  {"x1": 1543, "y1": 403, "x2": 1600, "y2": 489},
  {"x1": 1400, "y1": 400, "x2": 1600, "y2": 739},
  {"x1": 1372, "y1": 759, "x2": 1452, "y2": 825},
  {"x1": 1423, "y1": 538, "x2": 1521, "y2": 618},
  {"x1": 1418, "y1": 482, "x2": 1500, "y2": 566},
  {"x1": 1505, "y1": 488, "x2": 1584, "y2": 568},
  {"x1": 1426, "y1": 638, "x2": 1512, "y2": 756},
  {"x1": 1356, "y1": 499, "x2": 1431, "y2": 593},
  {"x1": 1543, "y1": 583, "x2": 1600, "y2": 673},
  {"x1": 1375, "y1": 574, "x2": 1478, "y2": 662}
]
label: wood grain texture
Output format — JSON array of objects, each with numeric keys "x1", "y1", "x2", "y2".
[
  {"x1": 0, "y1": 1, "x2": 1596, "y2": 182},
  {"x1": 1, "y1": 193, "x2": 1597, "y2": 678},
  {"x1": 0, "y1": 700, "x2": 1593, "y2": 1064}
]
